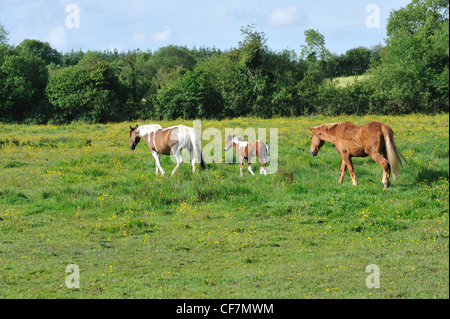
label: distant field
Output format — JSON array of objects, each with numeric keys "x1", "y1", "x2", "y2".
[
  {"x1": 0, "y1": 114, "x2": 448, "y2": 298},
  {"x1": 333, "y1": 75, "x2": 370, "y2": 87}
]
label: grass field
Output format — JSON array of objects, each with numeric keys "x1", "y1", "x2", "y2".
[
  {"x1": 0, "y1": 113, "x2": 448, "y2": 299},
  {"x1": 333, "y1": 75, "x2": 370, "y2": 87}
]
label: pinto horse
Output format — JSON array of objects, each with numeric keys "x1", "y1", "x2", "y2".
[
  {"x1": 129, "y1": 124, "x2": 205, "y2": 176},
  {"x1": 309, "y1": 121, "x2": 407, "y2": 188},
  {"x1": 224, "y1": 135, "x2": 270, "y2": 177}
]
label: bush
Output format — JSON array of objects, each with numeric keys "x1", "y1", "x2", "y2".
[
  {"x1": 46, "y1": 52, "x2": 125, "y2": 123},
  {"x1": 155, "y1": 67, "x2": 224, "y2": 120},
  {"x1": 0, "y1": 46, "x2": 49, "y2": 123}
]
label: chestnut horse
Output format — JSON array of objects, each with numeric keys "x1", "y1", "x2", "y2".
[
  {"x1": 224, "y1": 135, "x2": 270, "y2": 177},
  {"x1": 129, "y1": 124, "x2": 205, "y2": 176},
  {"x1": 309, "y1": 121, "x2": 407, "y2": 188}
]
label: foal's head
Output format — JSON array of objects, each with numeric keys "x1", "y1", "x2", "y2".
[
  {"x1": 129, "y1": 125, "x2": 140, "y2": 150},
  {"x1": 309, "y1": 127, "x2": 325, "y2": 156},
  {"x1": 224, "y1": 135, "x2": 235, "y2": 151}
]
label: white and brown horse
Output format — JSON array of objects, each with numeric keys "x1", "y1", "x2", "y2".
[
  {"x1": 224, "y1": 135, "x2": 270, "y2": 177},
  {"x1": 129, "y1": 124, "x2": 205, "y2": 176}
]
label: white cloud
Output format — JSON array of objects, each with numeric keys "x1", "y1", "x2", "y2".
[
  {"x1": 150, "y1": 26, "x2": 171, "y2": 44},
  {"x1": 267, "y1": 5, "x2": 304, "y2": 27},
  {"x1": 47, "y1": 26, "x2": 69, "y2": 49}
]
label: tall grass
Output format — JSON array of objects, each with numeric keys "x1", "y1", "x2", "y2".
[{"x1": 0, "y1": 114, "x2": 448, "y2": 298}]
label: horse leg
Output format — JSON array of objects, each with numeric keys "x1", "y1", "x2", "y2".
[
  {"x1": 152, "y1": 151, "x2": 165, "y2": 177},
  {"x1": 259, "y1": 164, "x2": 267, "y2": 175},
  {"x1": 171, "y1": 149, "x2": 183, "y2": 176},
  {"x1": 189, "y1": 147, "x2": 196, "y2": 173},
  {"x1": 338, "y1": 159, "x2": 347, "y2": 184},
  {"x1": 343, "y1": 155, "x2": 358, "y2": 186},
  {"x1": 239, "y1": 156, "x2": 244, "y2": 177},
  {"x1": 247, "y1": 158, "x2": 255, "y2": 176},
  {"x1": 259, "y1": 157, "x2": 267, "y2": 176},
  {"x1": 371, "y1": 152, "x2": 391, "y2": 189}
]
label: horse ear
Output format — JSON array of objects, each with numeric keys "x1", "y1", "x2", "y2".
[
  {"x1": 309, "y1": 128, "x2": 313, "y2": 131},
  {"x1": 130, "y1": 126, "x2": 133, "y2": 130}
]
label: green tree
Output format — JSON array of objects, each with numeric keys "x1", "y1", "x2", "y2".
[
  {"x1": 0, "y1": 47, "x2": 49, "y2": 122},
  {"x1": 267, "y1": 49, "x2": 306, "y2": 116},
  {"x1": 18, "y1": 39, "x2": 62, "y2": 65},
  {"x1": 46, "y1": 52, "x2": 124, "y2": 123},
  {"x1": 238, "y1": 24, "x2": 268, "y2": 71},
  {"x1": 300, "y1": 29, "x2": 330, "y2": 61},
  {"x1": 236, "y1": 25, "x2": 274, "y2": 117},
  {"x1": 0, "y1": 23, "x2": 9, "y2": 44},
  {"x1": 155, "y1": 66, "x2": 223, "y2": 120},
  {"x1": 111, "y1": 50, "x2": 153, "y2": 119},
  {"x1": 195, "y1": 53, "x2": 243, "y2": 117},
  {"x1": 145, "y1": 45, "x2": 197, "y2": 90},
  {"x1": 61, "y1": 49, "x2": 85, "y2": 67},
  {"x1": 371, "y1": 0, "x2": 449, "y2": 112},
  {"x1": 342, "y1": 47, "x2": 372, "y2": 75},
  {"x1": 150, "y1": 45, "x2": 197, "y2": 72}
]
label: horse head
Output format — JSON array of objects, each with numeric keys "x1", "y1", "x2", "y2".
[
  {"x1": 129, "y1": 125, "x2": 140, "y2": 150},
  {"x1": 224, "y1": 135, "x2": 235, "y2": 151},
  {"x1": 309, "y1": 127, "x2": 325, "y2": 156}
]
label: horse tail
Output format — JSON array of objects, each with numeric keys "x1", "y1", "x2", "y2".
[
  {"x1": 382, "y1": 125, "x2": 408, "y2": 180},
  {"x1": 264, "y1": 143, "x2": 270, "y2": 163},
  {"x1": 199, "y1": 150, "x2": 206, "y2": 169},
  {"x1": 258, "y1": 141, "x2": 270, "y2": 164},
  {"x1": 187, "y1": 127, "x2": 205, "y2": 169}
]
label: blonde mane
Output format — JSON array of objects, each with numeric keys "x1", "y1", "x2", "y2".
[{"x1": 323, "y1": 123, "x2": 340, "y2": 131}]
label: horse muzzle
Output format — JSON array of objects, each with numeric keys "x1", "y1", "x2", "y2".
[
  {"x1": 310, "y1": 150, "x2": 318, "y2": 157},
  {"x1": 130, "y1": 145, "x2": 135, "y2": 151}
]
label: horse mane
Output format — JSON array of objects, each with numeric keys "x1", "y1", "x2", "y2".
[
  {"x1": 129, "y1": 124, "x2": 139, "y2": 136},
  {"x1": 323, "y1": 123, "x2": 341, "y2": 131},
  {"x1": 227, "y1": 135, "x2": 242, "y2": 142}
]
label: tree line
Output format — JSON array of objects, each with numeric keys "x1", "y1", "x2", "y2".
[{"x1": 0, "y1": 0, "x2": 448, "y2": 124}]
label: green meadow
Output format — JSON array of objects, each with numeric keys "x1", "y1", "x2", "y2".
[
  {"x1": 0, "y1": 113, "x2": 448, "y2": 299},
  {"x1": 332, "y1": 74, "x2": 370, "y2": 88}
]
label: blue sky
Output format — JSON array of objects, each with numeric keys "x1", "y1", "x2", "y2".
[{"x1": 0, "y1": 0, "x2": 411, "y2": 54}]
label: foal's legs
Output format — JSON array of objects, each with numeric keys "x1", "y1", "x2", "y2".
[
  {"x1": 371, "y1": 152, "x2": 391, "y2": 189},
  {"x1": 247, "y1": 158, "x2": 255, "y2": 176},
  {"x1": 152, "y1": 151, "x2": 165, "y2": 177},
  {"x1": 259, "y1": 158, "x2": 267, "y2": 176},
  {"x1": 239, "y1": 156, "x2": 244, "y2": 177},
  {"x1": 259, "y1": 164, "x2": 267, "y2": 175}
]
